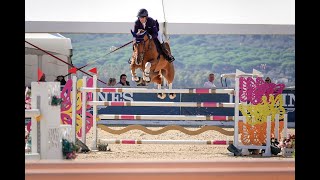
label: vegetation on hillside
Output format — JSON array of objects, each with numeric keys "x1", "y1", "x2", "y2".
[{"x1": 62, "y1": 33, "x2": 295, "y2": 88}]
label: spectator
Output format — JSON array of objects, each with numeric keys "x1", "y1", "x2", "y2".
[
  {"x1": 55, "y1": 75, "x2": 67, "y2": 85},
  {"x1": 265, "y1": 77, "x2": 272, "y2": 83},
  {"x1": 107, "y1": 78, "x2": 117, "y2": 86},
  {"x1": 116, "y1": 74, "x2": 130, "y2": 86},
  {"x1": 204, "y1": 73, "x2": 216, "y2": 88}
]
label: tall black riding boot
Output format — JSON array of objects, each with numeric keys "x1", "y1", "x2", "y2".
[
  {"x1": 153, "y1": 38, "x2": 162, "y2": 60},
  {"x1": 161, "y1": 43, "x2": 175, "y2": 63}
]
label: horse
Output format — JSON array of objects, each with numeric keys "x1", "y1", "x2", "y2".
[{"x1": 130, "y1": 29, "x2": 176, "y2": 99}]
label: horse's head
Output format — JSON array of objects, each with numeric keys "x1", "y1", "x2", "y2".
[
  {"x1": 131, "y1": 29, "x2": 149, "y2": 44},
  {"x1": 130, "y1": 29, "x2": 152, "y2": 64}
]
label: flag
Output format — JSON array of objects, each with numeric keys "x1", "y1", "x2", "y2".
[
  {"x1": 38, "y1": 68, "x2": 43, "y2": 81},
  {"x1": 68, "y1": 67, "x2": 77, "y2": 74},
  {"x1": 89, "y1": 67, "x2": 97, "y2": 74}
]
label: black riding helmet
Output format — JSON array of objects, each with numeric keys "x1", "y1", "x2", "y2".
[{"x1": 137, "y1": 8, "x2": 148, "y2": 17}]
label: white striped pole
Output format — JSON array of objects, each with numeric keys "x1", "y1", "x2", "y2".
[
  {"x1": 275, "y1": 114, "x2": 279, "y2": 141},
  {"x1": 71, "y1": 75, "x2": 77, "y2": 143},
  {"x1": 81, "y1": 87, "x2": 234, "y2": 94},
  {"x1": 233, "y1": 69, "x2": 241, "y2": 148},
  {"x1": 263, "y1": 116, "x2": 272, "y2": 156},
  {"x1": 99, "y1": 139, "x2": 233, "y2": 145},
  {"x1": 81, "y1": 76, "x2": 87, "y2": 144},
  {"x1": 283, "y1": 114, "x2": 288, "y2": 139},
  {"x1": 92, "y1": 75, "x2": 98, "y2": 150},
  {"x1": 98, "y1": 114, "x2": 234, "y2": 121},
  {"x1": 88, "y1": 101, "x2": 235, "y2": 108}
]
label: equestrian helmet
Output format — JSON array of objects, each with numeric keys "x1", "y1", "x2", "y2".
[{"x1": 137, "y1": 8, "x2": 148, "y2": 17}]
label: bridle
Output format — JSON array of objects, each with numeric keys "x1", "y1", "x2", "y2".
[{"x1": 134, "y1": 32, "x2": 152, "y2": 63}]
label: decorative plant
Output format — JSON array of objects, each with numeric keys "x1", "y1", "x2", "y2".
[
  {"x1": 25, "y1": 128, "x2": 31, "y2": 153},
  {"x1": 279, "y1": 134, "x2": 295, "y2": 149},
  {"x1": 51, "y1": 95, "x2": 63, "y2": 106},
  {"x1": 25, "y1": 87, "x2": 31, "y2": 109},
  {"x1": 62, "y1": 138, "x2": 78, "y2": 159}
]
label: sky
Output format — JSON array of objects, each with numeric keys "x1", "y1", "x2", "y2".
[{"x1": 25, "y1": 0, "x2": 295, "y2": 24}]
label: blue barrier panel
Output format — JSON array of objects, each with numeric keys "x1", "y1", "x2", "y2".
[
  {"x1": 282, "y1": 89, "x2": 295, "y2": 122},
  {"x1": 180, "y1": 93, "x2": 234, "y2": 116},
  {"x1": 97, "y1": 92, "x2": 180, "y2": 115},
  {"x1": 95, "y1": 89, "x2": 295, "y2": 123}
]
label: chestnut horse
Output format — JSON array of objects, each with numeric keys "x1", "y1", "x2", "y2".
[{"x1": 130, "y1": 29, "x2": 176, "y2": 99}]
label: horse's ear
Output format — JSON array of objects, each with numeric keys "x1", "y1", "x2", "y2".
[{"x1": 131, "y1": 29, "x2": 137, "y2": 37}]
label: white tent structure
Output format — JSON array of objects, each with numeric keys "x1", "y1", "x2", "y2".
[
  {"x1": 25, "y1": 0, "x2": 294, "y2": 34},
  {"x1": 25, "y1": 33, "x2": 72, "y2": 87}
]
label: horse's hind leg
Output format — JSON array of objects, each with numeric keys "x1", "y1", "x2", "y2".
[
  {"x1": 167, "y1": 82, "x2": 176, "y2": 99},
  {"x1": 149, "y1": 71, "x2": 166, "y2": 99},
  {"x1": 162, "y1": 65, "x2": 176, "y2": 99}
]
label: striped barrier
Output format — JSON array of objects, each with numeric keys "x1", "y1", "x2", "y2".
[
  {"x1": 81, "y1": 87, "x2": 234, "y2": 94},
  {"x1": 98, "y1": 139, "x2": 233, "y2": 145},
  {"x1": 80, "y1": 77, "x2": 238, "y2": 150},
  {"x1": 88, "y1": 101, "x2": 235, "y2": 107},
  {"x1": 98, "y1": 114, "x2": 235, "y2": 121},
  {"x1": 78, "y1": 69, "x2": 287, "y2": 156}
]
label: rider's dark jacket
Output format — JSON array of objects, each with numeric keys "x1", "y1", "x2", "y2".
[{"x1": 134, "y1": 17, "x2": 159, "y2": 39}]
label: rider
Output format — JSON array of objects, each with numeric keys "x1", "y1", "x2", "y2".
[{"x1": 133, "y1": 8, "x2": 175, "y2": 63}]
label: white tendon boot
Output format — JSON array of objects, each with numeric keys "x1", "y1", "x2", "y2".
[
  {"x1": 157, "y1": 83, "x2": 166, "y2": 99},
  {"x1": 143, "y1": 62, "x2": 151, "y2": 82}
]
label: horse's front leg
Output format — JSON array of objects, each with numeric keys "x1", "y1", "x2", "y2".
[
  {"x1": 143, "y1": 62, "x2": 151, "y2": 82},
  {"x1": 130, "y1": 63, "x2": 140, "y2": 82}
]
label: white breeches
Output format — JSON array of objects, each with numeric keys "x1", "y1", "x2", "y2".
[{"x1": 157, "y1": 31, "x2": 164, "y2": 44}]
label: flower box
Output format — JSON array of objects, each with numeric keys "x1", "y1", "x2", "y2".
[{"x1": 282, "y1": 148, "x2": 295, "y2": 157}]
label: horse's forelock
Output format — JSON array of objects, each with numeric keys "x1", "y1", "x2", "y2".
[
  {"x1": 137, "y1": 30, "x2": 147, "y2": 37},
  {"x1": 135, "y1": 31, "x2": 148, "y2": 43}
]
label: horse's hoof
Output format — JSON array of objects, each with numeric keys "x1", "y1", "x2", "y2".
[
  {"x1": 157, "y1": 93, "x2": 166, "y2": 99},
  {"x1": 143, "y1": 76, "x2": 150, "y2": 82},
  {"x1": 169, "y1": 93, "x2": 176, "y2": 99},
  {"x1": 132, "y1": 76, "x2": 140, "y2": 82}
]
